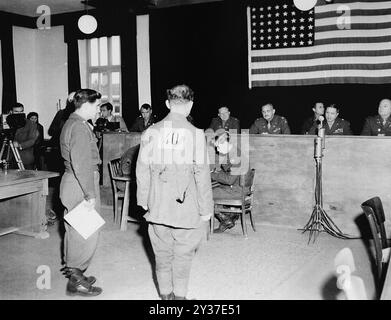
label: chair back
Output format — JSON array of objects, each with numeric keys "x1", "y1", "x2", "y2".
[
  {"x1": 108, "y1": 158, "x2": 123, "y2": 178},
  {"x1": 362, "y1": 204, "x2": 383, "y2": 280},
  {"x1": 362, "y1": 197, "x2": 387, "y2": 248}
]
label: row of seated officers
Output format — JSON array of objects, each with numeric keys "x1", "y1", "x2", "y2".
[
  {"x1": 98, "y1": 98, "x2": 391, "y2": 137},
  {"x1": 207, "y1": 98, "x2": 391, "y2": 136}
]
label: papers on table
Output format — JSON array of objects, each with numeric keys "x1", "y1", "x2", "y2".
[{"x1": 64, "y1": 200, "x2": 105, "y2": 240}]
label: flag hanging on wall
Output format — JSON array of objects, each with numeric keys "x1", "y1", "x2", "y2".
[{"x1": 247, "y1": 0, "x2": 391, "y2": 87}]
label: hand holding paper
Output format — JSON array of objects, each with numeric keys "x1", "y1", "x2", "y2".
[{"x1": 64, "y1": 200, "x2": 105, "y2": 240}]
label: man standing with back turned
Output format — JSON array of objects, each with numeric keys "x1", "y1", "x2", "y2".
[{"x1": 136, "y1": 84, "x2": 213, "y2": 300}]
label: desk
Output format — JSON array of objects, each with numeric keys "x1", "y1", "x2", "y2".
[
  {"x1": 101, "y1": 132, "x2": 391, "y2": 235},
  {"x1": 0, "y1": 170, "x2": 59, "y2": 238}
]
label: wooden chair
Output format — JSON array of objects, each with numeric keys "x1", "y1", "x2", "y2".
[
  {"x1": 362, "y1": 197, "x2": 390, "y2": 248},
  {"x1": 108, "y1": 158, "x2": 124, "y2": 224},
  {"x1": 108, "y1": 158, "x2": 133, "y2": 231},
  {"x1": 361, "y1": 200, "x2": 390, "y2": 289},
  {"x1": 210, "y1": 168, "x2": 256, "y2": 237}
]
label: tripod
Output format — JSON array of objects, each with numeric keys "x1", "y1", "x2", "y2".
[
  {"x1": 0, "y1": 136, "x2": 25, "y2": 170},
  {"x1": 300, "y1": 129, "x2": 350, "y2": 243}
]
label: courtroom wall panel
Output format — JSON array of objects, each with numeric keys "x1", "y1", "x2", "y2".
[{"x1": 247, "y1": 134, "x2": 391, "y2": 237}]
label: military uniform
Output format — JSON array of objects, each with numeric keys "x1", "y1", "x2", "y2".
[
  {"x1": 212, "y1": 148, "x2": 250, "y2": 231},
  {"x1": 309, "y1": 117, "x2": 352, "y2": 135},
  {"x1": 301, "y1": 116, "x2": 318, "y2": 135},
  {"x1": 249, "y1": 115, "x2": 291, "y2": 134},
  {"x1": 60, "y1": 113, "x2": 101, "y2": 272},
  {"x1": 136, "y1": 112, "x2": 213, "y2": 298},
  {"x1": 129, "y1": 115, "x2": 155, "y2": 132},
  {"x1": 208, "y1": 116, "x2": 240, "y2": 133},
  {"x1": 361, "y1": 115, "x2": 391, "y2": 136}
]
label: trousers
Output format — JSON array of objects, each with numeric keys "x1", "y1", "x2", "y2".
[
  {"x1": 148, "y1": 223, "x2": 205, "y2": 297},
  {"x1": 60, "y1": 171, "x2": 101, "y2": 271}
]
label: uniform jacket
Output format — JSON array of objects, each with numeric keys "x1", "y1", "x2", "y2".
[
  {"x1": 249, "y1": 115, "x2": 291, "y2": 134},
  {"x1": 14, "y1": 119, "x2": 39, "y2": 166},
  {"x1": 129, "y1": 115, "x2": 155, "y2": 132},
  {"x1": 211, "y1": 148, "x2": 250, "y2": 199},
  {"x1": 60, "y1": 113, "x2": 101, "y2": 201},
  {"x1": 309, "y1": 117, "x2": 352, "y2": 135},
  {"x1": 136, "y1": 112, "x2": 214, "y2": 229},
  {"x1": 361, "y1": 115, "x2": 391, "y2": 136},
  {"x1": 301, "y1": 116, "x2": 318, "y2": 134},
  {"x1": 208, "y1": 117, "x2": 240, "y2": 133}
]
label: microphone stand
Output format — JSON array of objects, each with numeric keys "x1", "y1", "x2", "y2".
[{"x1": 300, "y1": 123, "x2": 350, "y2": 243}]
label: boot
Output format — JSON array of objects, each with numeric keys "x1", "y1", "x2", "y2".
[
  {"x1": 174, "y1": 295, "x2": 188, "y2": 300},
  {"x1": 61, "y1": 267, "x2": 96, "y2": 285},
  {"x1": 62, "y1": 267, "x2": 102, "y2": 297},
  {"x1": 213, "y1": 221, "x2": 235, "y2": 233},
  {"x1": 81, "y1": 268, "x2": 97, "y2": 285},
  {"x1": 160, "y1": 292, "x2": 175, "y2": 300}
]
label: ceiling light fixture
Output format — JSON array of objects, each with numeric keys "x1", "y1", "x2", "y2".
[
  {"x1": 78, "y1": 0, "x2": 97, "y2": 34},
  {"x1": 293, "y1": 0, "x2": 317, "y2": 11}
]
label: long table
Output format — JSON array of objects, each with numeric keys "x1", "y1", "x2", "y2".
[
  {"x1": 99, "y1": 132, "x2": 391, "y2": 237},
  {"x1": 0, "y1": 170, "x2": 59, "y2": 238}
]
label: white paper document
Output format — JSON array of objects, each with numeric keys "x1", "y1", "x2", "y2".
[{"x1": 64, "y1": 200, "x2": 105, "y2": 240}]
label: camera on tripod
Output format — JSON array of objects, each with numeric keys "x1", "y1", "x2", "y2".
[
  {"x1": 0, "y1": 113, "x2": 26, "y2": 138},
  {"x1": 0, "y1": 113, "x2": 26, "y2": 170}
]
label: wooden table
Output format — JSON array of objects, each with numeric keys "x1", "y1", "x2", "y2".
[{"x1": 0, "y1": 170, "x2": 59, "y2": 238}]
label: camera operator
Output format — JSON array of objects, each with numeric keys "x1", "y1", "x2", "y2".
[{"x1": 9, "y1": 103, "x2": 39, "y2": 169}]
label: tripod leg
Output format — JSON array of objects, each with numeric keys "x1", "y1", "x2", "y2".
[
  {"x1": 10, "y1": 142, "x2": 25, "y2": 170},
  {"x1": 0, "y1": 139, "x2": 6, "y2": 160}
]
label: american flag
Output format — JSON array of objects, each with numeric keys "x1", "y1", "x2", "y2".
[{"x1": 248, "y1": 0, "x2": 391, "y2": 87}]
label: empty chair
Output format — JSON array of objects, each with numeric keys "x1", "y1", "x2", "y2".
[
  {"x1": 211, "y1": 169, "x2": 256, "y2": 237},
  {"x1": 361, "y1": 200, "x2": 391, "y2": 291}
]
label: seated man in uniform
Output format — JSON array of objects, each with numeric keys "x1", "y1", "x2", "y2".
[
  {"x1": 309, "y1": 104, "x2": 352, "y2": 135},
  {"x1": 129, "y1": 103, "x2": 155, "y2": 132},
  {"x1": 211, "y1": 131, "x2": 250, "y2": 233},
  {"x1": 361, "y1": 98, "x2": 391, "y2": 136},
  {"x1": 301, "y1": 102, "x2": 325, "y2": 135},
  {"x1": 98, "y1": 102, "x2": 128, "y2": 131},
  {"x1": 249, "y1": 103, "x2": 290, "y2": 134},
  {"x1": 208, "y1": 106, "x2": 240, "y2": 134}
]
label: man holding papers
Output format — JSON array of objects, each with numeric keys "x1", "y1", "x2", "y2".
[{"x1": 59, "y1": 89, "x2": 103, "y2": 297}]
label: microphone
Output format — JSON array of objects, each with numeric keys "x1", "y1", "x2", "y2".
[
  {"x1": 316, "y1": 115, "x2": 324, "y2": 126},
  {"x1": 317, "y1": 115, "x2": 326, "y2": 149}
]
